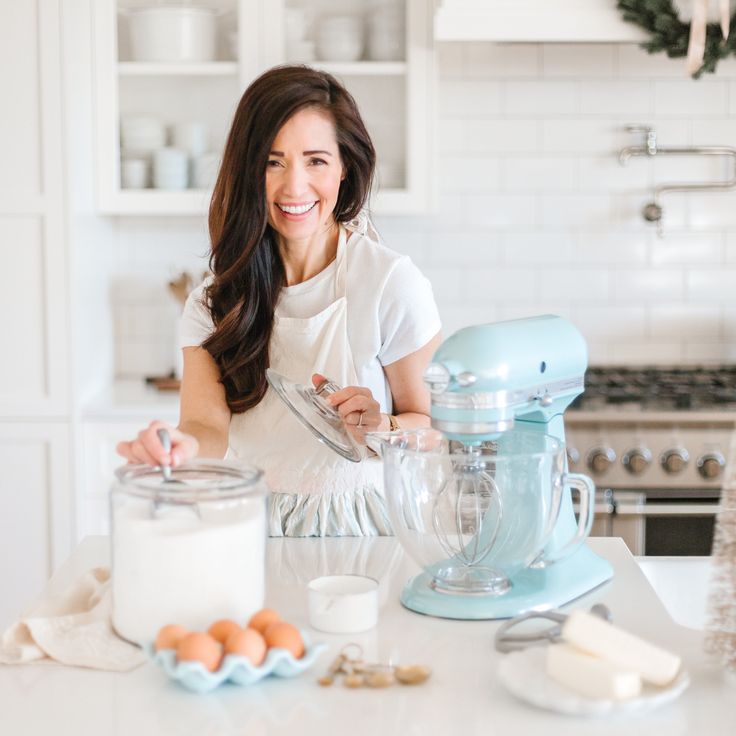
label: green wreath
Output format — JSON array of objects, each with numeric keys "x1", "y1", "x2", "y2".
[{"x1": 618, "y1": 0, "x2": 736, "y2": 77}]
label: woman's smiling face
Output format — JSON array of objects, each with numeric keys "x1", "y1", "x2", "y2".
[{"x1": 266, "y1": 107, "x2": 344, "y2": 244}]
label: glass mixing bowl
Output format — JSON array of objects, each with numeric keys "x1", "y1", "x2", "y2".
[{"x1": 368, "y1": 429, "x2": 585, "y2": 596}]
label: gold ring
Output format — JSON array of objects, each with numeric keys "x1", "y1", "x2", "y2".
[{"x1": 357, "y1": 411, "x2": 364, "y2": 427}]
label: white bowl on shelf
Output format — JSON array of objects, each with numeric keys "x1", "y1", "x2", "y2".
[
  {"x1": 316, "y1": 16, "x2": 364, "y2": 62},
  {"x1": 120, "y1": 117, "x2": 166, "y2": 152},
  {"x1": 127, "y1": 6, "x2": 217, "y2": 63},
  {"x1": 153, "y1": 147, "x2": 189, "y2": 190},
  {"x1": 120, "y1": 158, "x2": 149, "y2": 189}
]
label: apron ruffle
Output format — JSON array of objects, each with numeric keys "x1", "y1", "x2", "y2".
[{"x1": 268, "y1": 484, "x2": 392, "y2": 537}]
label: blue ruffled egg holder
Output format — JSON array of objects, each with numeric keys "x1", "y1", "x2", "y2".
[{"x1": 146, "y1": 631, "x2": 327, "y2": 693}]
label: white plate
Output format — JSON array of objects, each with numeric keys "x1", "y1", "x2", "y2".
[{"x1": 497, "y1": 647, "x2": 690, "y2": 717}]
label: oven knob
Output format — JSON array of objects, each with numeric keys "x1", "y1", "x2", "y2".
[
  {"x1": 622, "y1": 448, "x2": 652, "y2": 475},
  {"x1": 661, "y1": 448, "x2": 689, "y2": 474},
  {"x1": 697, "y1": 452, "x2": 726, "y2": 480},
  {"x1": 587, "y1": 447, "x2": 616, "y2": 475}
]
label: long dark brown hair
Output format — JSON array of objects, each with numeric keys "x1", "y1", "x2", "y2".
[{"x1": 203, "y1": 66, "x2": 376, "y2": 413}]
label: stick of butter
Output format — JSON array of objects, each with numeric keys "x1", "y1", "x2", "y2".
[
  {"x1": 561, "y1": 609, "x2": 681, "y2": 686},
  {"x1": 546, "y1": 643, "x2": 642, "y2": 700}
]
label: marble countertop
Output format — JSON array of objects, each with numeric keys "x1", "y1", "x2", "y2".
[{"x1": 0, "y1": 536, "x2": 732, "y2": 735}]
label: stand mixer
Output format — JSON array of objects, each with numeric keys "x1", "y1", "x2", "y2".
[
  {"x1": 372, "y1": 314, "x2": 613, "y2": 619},
  {"x1": 267, "y1": 313, "x2": 613, "y2": 620}
]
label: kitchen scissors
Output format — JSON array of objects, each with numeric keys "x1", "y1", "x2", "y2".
[{"x1": 494, "y1": 603, "x2": 612, "y2": 653}]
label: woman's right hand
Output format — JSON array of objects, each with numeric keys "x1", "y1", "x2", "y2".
[{"x1": 115, "y1": 420, "x2": 199, "y2": 468}]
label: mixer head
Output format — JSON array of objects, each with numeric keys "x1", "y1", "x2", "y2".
[{"x1": 423, "y1": 315, "x2": 587, "y2": 444}]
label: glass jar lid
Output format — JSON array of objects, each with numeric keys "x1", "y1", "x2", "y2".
[
  {"x1": 114, "y1": 459, "x2": 265, "y2": 503},
  {"x1": 266, "y1": 368, "x2": 362, "y2": 463}
]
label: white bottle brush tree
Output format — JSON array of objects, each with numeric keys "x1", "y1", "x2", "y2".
[{"x1": 706, "y1": 432, "x2": 736, "y2": 674}]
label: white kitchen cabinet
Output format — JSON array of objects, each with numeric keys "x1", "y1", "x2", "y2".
[
  {"x1": 0, "y1": 0, "x2": 69, "y2": 417},
  {"x1": 434, "y1": 0, "x2": 649, "y2": 42},
  {"x1": 79, "y1": 384, "x2": 179, "y2": 537},
  {"x1": 79, "y1": 421, "x2": 145, "y2": 537},
  {"x1": 0, "y1": 422, "x2": 72, "y2": 629},
  {"x1": 93, "y1": 0, "x2": 434, "y2": 215}
]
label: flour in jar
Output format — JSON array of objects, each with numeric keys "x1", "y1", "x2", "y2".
[{"x1": 112, "y1": 497, "x2": 265, "y2": 645}]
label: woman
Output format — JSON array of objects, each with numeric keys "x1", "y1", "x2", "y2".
[{"x1": 117, "y1": 65, "x2": 441, "y2": 536}]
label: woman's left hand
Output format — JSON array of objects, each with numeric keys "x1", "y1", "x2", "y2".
[{"x1": 312, "y1": 373, "x2": 382, "y2": 445}]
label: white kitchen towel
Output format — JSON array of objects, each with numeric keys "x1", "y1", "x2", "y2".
[{"x1": 0, "y1": 567, "x2": 145, "y2": 672}]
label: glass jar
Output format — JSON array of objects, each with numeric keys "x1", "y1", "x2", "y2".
[{"x1": 111, "y1": 460, "x2": 267, "y2": 645}]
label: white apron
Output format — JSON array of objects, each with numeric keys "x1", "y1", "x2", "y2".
[{"x1": 227, "y1": 223, "x2": 390, "y2": 537}]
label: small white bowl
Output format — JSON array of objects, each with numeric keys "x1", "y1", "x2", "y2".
[{"x1": 308, "y1": 575, "x2": 378, "y2": 634}]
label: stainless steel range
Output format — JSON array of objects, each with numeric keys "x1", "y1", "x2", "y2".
[{"x1": 566, "y1": 366, "x2": 736, "y2": 556}]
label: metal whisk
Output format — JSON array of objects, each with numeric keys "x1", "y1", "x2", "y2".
[{"x1": 431, "y1": 446, "x2": 503, "y2": 570}]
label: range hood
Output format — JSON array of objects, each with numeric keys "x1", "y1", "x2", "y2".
[{"x1": 434, "y1": 0, "x2": 649, "y2": 42}]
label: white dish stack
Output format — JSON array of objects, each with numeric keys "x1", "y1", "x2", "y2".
[
  {"x1": 316, "y1": 15, "x2": 364, "y2": 62},
  {"x1": 284, "y1": 7, "x2": 315, "y2": 63},
  {"x1": 367, "y1": 2, "x2": 405, "y2": 61},
  {"x1": 120, "y1": 116, "x2": 218, "y2": 190},
  {"x1": 119, "y1": 117, "x2": 166, "y2": 189}
]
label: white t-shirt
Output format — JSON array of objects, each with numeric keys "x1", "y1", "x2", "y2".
[{"x1": 180, "y1": 226, "x2": 441, "y2": 412}]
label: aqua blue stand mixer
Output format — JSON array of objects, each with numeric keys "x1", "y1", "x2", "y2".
[{"x1": 374, "y1": 315, "x2": 614, "y2": 619}]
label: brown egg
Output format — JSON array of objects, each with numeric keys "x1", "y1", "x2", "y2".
[
  {"x1": 176, "y1": 632, "x2": 223, "y2": 672},
  {"x1": 248, "y1": 608, "x2": 281, "y2": 635},
  {"x1": 224, "y1": 627, "x2": 267, "y2": 666},
  {"x1": 264, "y1": 622, "x2": 304, "y2": 659},
  {"x1": 155, "y1": 624, "x2": 190, "y2": 651},
  {"x1": 207, "y1": 618, "x2": 241, "y2": 645}
]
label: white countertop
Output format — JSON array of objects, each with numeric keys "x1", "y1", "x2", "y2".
[
  {"x1": 82, "y1": 380, "x2": 179, "y2": 421},
  {"x1": 1, "y1": 537, "x2": 732, "y2": 735}
]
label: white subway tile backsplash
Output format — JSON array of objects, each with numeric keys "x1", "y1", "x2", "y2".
[
  {"x1": 439, "y1": 80, "x2": 502, "y2": 117},
  {"x1": 725, "y1": 232, "x2": 736, "y2": 263},
  {"x1": 539, "y1": 194, "x2": 614, "y2": 228},
  {"x1": 464, "y1": 43, "x2": 539, "y2": 78},
  {"x1": 439, "y1": 304, "x2": 497, "y2": 335},
  {"x1": 617, "y1": 45, "x2": 686, "y2": 78},
  {"x1": 609, "y1": 342, "x2": 684, "y2": 364},
  {"x1": 578, "y1": 155, "x2": 651, "y2": 192},
  {"x1": 690, "y1": 118, "x2": 736, "y2": 145},
  {"x1": 439, "y1": 156, "x2": 502, "y2": 192},
  {"x1": 722, "y1": 308, "x2": 736, "y2": 339},
  {"x1": 429, "y1": 231, "x2": 502, "y2": 266},
  {"x1": 438, "y1": 119, "x2": 466, "y2": 151},
  {"x1": 688, "y1": 192, "x2": 736, "y2": 228},
  {"x1": 650, "y1": 304, "x2": 721, "y2": 340},
  {"x1": 652, "y1": 154, "x2": 731, "y2": 183},
  {"x1": 572, "y1": 232, "x2": 650, "y2": 265},
  {"x1": 454, "y1": 119, "x2": 540, "y2": 154},
  {"x1": 571, "y1": 305, "x2": 648, "y2": 342},
  {"x1": 542, "y1": 45, "x2": 615, "y2": 78},
  {"x1": 503, "y1": 157, "x2": 576, "y2": 192},
  {"x1": 650, "y1": 232, "x2": 723, "y2": 265},
  {"x1": 684, "y1": 343, "x2": 736, "y2": 362},
  {"x1": 465, "y1": 268, "x2": 537, "y2": 302},
  {"x1": 464, "y1": 193, "x2": 535, "y2": 228},
  {"x1": 504, "y1": 232, "x2": 573, "y2": 263},
  {"x1": 503, "y1": 81, "x2": 579, "y2": 116},
  {"x1": 541, "y1": 119, "x2": 623, "y2": 154},
  {"x1": 654, "y1": 81, "x2": 729, "y2": 117},
  {"x1": 537, "y1": 269, "x2": 610, "y2": 301},
  {"x1": 613, "y1": 269, "x2": 685, "y2": 301},
  {"x1": 579, "y1": 81, "x2": 652, "y2": 116},
  {"x1": 687, "y1": 269, "x2": 736, "y2": 301}
]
